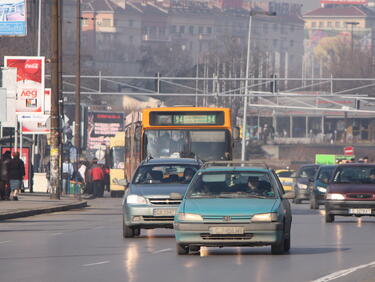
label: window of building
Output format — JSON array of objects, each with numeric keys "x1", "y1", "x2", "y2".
[
  {"x1": 129, "y1": 35, "x2": 134, "y2": 43},
  {"x1": 198, "y1": 26, "x2": 204, "y2": 34},
  {"x1": 312, "y1": 22, "x2": 317, "y2": 28},
  {"x1": 207, "y1": 26, "x2": 212, "y2": 34},
  {"x1": 290, "y1": 25, "x2": 295, "y2": 32},
  {"x1": 101, "y1": 18, "x2": 112, "y2": 27},
  {"x1": 319, "y1": 22, "x2": 324, "y2": 28},
  {"x1": 280, "y1": 25, "x2": 285, "y2": 34},
  {"x1": 189, "y1": 25, "x2": 194, "y2": 35},
  {"x1": 159, "y1": 27, "x2": 166, "y2": 36},
  {"x1": 273, "y1": 39, "x2": 278, "y2": 48},
  {"x1": 170, "y1": 25, "x2": 176, "y2": 33},
  {"x1": 327, "y1": 22, "x2": 332, "y2": 28},
  {"x1": 129, "y1": 19, "x2": 134, "y2": 28},
  {"x1": 273, "y1": 23, "x2": 278, "y2": 31},
  {"x1": 290, "y1": 40, "x2": 294, "y2": 47},
  {"x1": 179, "y1": 26, "x2": 184, "y2": 34},
  {"x1": 335, "y1": 21, "x2": 340, "y2": 28}
]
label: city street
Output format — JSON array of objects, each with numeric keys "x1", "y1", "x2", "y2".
[{"x1": 1, "y1": 197, "x2": 375, "y2": 282}]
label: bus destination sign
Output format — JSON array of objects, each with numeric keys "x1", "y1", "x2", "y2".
[
  {"x1": 150, "y1": 111, "x2": 224, "y2": 126},
  {"x1": 173, "y1": 114, "x2": 216, "y2": 125}
]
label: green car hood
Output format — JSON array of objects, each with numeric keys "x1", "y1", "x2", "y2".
[{"x1": 182, "y1": 198, "x2": 279, "y2": 216}]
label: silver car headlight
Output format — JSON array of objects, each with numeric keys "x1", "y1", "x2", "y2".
[
  {"x1": 251, "y1": 213, "x2": 278, "y2": 222},
  {"x1": 317, "y1": 186, "x2": 327, "y2": 193},
  {"x1": 177, "y1": 213, "x2": 203, "y2": 221},
  {"x1": 126, "y1": 194, "x2": 147, "y2": 205}
]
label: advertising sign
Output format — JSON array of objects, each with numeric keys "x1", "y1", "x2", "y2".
[
  {"x1": 4, "y1": 56, "x2": 45, "y2": 114},
  {"x1": 18, "y1": 114, "x2": 50, "y2": 134},
  {"x1": 44, "y1": 88, "x2": 51, "y2": 115},
  {"x1": 0, "y1": 0, "x2": 27, "y2": 36},
  {"x1": 1, "y1": 67, "x2": 17, "y2": 126},
  {"x1": 320, "y1": 0, "x2": 368, "y2": 4},
  {"x1": 0, "y1": 88, "x2": 6, "y2": 122},
  {"x1": 87, "y1": 112, "x2": 124, "y2": 150}
]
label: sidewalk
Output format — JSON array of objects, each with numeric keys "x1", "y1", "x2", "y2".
[{"x1": 0, "y1": 193, "x2": 88, "y2": 221}]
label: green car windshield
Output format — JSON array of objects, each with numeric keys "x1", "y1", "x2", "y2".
[{"x1": 187, "y1": 171, "x2": 277, "y2": 199}]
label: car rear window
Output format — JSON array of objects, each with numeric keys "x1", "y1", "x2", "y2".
[
  {"x1": 133, "y1": 164, "x2": 199, "y2": 184},
  {"x1": 277, "y1": 171, "x2": 294, "y2": 178},
  {"x1": 298, "y1": 167, "x2": 317, "y2": 178},
  {"x1": 186, "y1": 171, "x2": 277, "y2": 199},
  {"x1": 333, "y1": 166, "x2": 375, "y2": 184}
]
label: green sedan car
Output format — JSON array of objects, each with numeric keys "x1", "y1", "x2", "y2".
[{"x1": 174, "y1": 162, "x2": 293, "y2": 255}]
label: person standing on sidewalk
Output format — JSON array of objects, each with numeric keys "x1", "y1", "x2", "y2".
[
  {"x1": 1, "y1": 151, "x2": 12, "y2": 200},
  {"x1": 62, "y1": 158, "x2": 74, "y2": 194},
  {"x1": 8, "y1": 152, "x2": 25, "y2": 201},
  {"x1": 90, "y1": 158, "x2": 104, "y2": 198},
  {"x1": 0, "y1": 154, "x2": 7, "y2": 200}
]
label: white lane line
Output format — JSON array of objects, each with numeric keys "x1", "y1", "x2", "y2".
[
  {"x1": 0, "y1": 241, "x2": 12, "y2": 244},
  {"x1": 152, "y1": 248, "x2": 172, "y2": 255},
  {"x1": 82, "y1": 261, "x2": 110, "y2": 267},
  {"x1": 311, "y1": 261, "x2": 375, "y2": 282},
  {"x1": 51, "y1": 233, "x2": 64, "y2": 236}
]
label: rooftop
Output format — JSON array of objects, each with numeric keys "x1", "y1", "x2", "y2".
[{"x1": 304, "y1": 6, "x2": 375, "y2": 17}]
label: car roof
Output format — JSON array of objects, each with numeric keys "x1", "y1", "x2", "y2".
[
  {"x1": 298, "y1": 164, "x2": 319, "y2": 170},
  {"x1": 200, "y1": 167, "x2": 270, "y2": 173},
  {"x1": 141, "y1": 158, "x2": 201, "y2": 166},
  {"x1": 337, "y1": 163, "x2": 375, "y2": 168},
  {"x1": 275, "y1": 169, "x2": 295, "y2": 173}
]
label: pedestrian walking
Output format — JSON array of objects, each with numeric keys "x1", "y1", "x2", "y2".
[
  {"x1": 90, "y1": 158, "x2": 104, "y2": 197},
  {"x1": 62, "y1": 158, "x2": 74, "y2": 194},
  {"x1": 0, "y1": 154, "x2": 8, "y2": 200},
  {"x1": 8, "y1": 152, "x2": 25, "y2": 201},
  {"x1": 1, "y1": 151, "x2": 12, "y2": 200}
]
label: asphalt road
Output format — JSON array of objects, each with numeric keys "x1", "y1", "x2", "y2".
[{"x1": 1, "y1": 197, "x2": 375, "y2": 282}]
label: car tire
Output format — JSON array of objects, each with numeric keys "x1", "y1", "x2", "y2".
[
  {"x1": 189, "y1": 246, "x2": 201, "y2": 254},
  {"x1": 134, "y1": 228, "x2": 141, "y2": 237},
  {"x1": 325, "y1": 212, "x2": 335, "y2": 223},
  {"x1": 123, "y1": 222, "x2": 134, "y2": 238},
  {"x1": 310, "y1": 195, "x2": 319, "y2": 210},
  {"x1": 176, "y1": 243, "x2": 189, "y2": 255}
]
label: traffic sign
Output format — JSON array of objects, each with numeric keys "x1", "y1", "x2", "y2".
[{"x1": 344, "y1": 146, "x2": 354, "y2": 156}]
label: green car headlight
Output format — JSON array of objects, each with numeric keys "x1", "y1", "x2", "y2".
[
  {"x1": 178, "y1": 213, "x2": 203, "y2": 221},
  {"x1": 251, "y1": 213, "x2": 278, "y2": 222},
  {"x1": 126, "y1": 194, "x2": 147, "y2": 205}
]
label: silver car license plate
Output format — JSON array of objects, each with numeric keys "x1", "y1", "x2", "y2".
[
  {"x1": 153, "y1": 209, "x2": 176, "y2": 216},
  {"x1": 209, "y1": 227, "x2": 244, "y2": 235},
  {"x1": 349, "y1": 208, "x2": 372, "y2": 215}
]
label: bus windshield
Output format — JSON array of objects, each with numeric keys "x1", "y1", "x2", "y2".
[
  {"x1": 144, "y1": 129, "x2": 230, "y2": 161},
  {"x1": 110, "y1": 147, "x2": 125, "y2": 169}
]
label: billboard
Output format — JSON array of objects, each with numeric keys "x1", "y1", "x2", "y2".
[
  {"x1": 4, "y1": 56, "x2": 45, "y2": 114},
  {"x1": 18, "y1": 114, "x2": 50, "y2": 134},
  {"x1": 0, "y1": 0, "x2": 27, "y2": 36},
  {"x1": 320, "y1": 1, "x2": 368, "y2": 4},
  {"x1": 1, "y1": 67, "x2": 17, "y2": 127},
  {"x1": 44, "y1": 88, "x2": 51, "y2": 115},
  {"x1": 87, "y1": 112, "x2": 124, "y2": 150}
]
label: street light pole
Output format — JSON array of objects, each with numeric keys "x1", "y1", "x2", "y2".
[{"x1": 241, "y1": 10, "x2": 276, "y2": 161}]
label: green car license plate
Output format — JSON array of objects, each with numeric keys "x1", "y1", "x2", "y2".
[
  {"x1": 209, "y1": 227, "x2": 244, "y2": 235},
  {"x1": 349, "y1": 208, "x2": 372, "y2": 215},
  {"x1": 153, "y1": 209, "x2": 176, "y2": 216}
]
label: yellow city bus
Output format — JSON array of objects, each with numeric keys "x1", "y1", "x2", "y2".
[
  {"x1": 108, "y1": 132, "x2": 125, "y2": 197},
  {"x1": 124, "y1": 107, "x2": 234, "y2": 180}
]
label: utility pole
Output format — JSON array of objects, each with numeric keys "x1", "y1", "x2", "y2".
[
  {"x1": 50, "y1": 0, "x2": 61, "y2": 200},
  {"x1": 74, "y1": 0, "x2": 81, "y2": 153}
]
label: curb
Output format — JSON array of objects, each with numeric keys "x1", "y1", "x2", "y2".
[{"x1": 0, "y1": 201, "x2": 88, "y2": 221}]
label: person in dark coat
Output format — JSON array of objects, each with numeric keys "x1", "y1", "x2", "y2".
[
  {"x1": 8, "y1": 152, "x2": 25, "y2": 201},
  {"x1": 0, "y1": 151, "x2": 12, "y2": 200}
]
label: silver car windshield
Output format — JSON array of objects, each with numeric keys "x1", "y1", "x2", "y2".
[
  {"x1": 133, "y1": 165, "x2": 199, "y2": 185},
  {"x1": 186, "y1": 171, "x2": 276, "y2": 199}
]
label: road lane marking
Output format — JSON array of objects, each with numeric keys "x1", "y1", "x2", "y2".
[
  {"x1": 0, "y1": 241, "x2": 12, "y2": 244},
  {"x1": 311, "y1": 260, "x2": 375, "y2": 282},
  {"x1": 82, "y1": 261, "x2": 110, "y2": 267},
  {"x1": 51, "y1": 233, "x2": 64, "y2": 236},
  {"x1": 152, "y1": 248, "x2": 172, "y2": 254}
]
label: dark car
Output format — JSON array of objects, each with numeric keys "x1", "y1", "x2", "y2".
[
  {"x1": 325, "y1": 164, "x2": 375, "y2": 223},
  {"x1": 122, "y1": 158, "x2": 202, "y2": 237},
  {"x1": 308, "y1": 165, "x2": 337, "y2": 209},
  {"x1": 293, "y1": 164, "x2": 320, "y2": 204}
]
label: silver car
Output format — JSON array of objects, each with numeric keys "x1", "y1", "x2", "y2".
[{"x1": 122, "y1": 158, "x2": 201, "y2": 238}]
